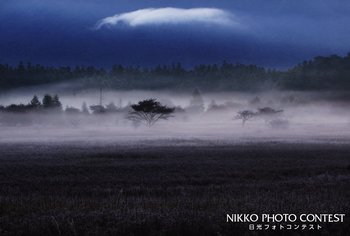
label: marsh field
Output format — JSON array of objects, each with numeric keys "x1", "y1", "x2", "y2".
[{"x1": 0, "y1": 139, "x2": 350, "y2": 236}]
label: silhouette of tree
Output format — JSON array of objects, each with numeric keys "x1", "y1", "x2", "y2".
[
  {"x1": 128, "y1": 99, "x2": 175, "y2": 126},
  {"x1": 234, "y1": 110, "x2": 256, "y2": 126},
  {"x1": 42, "y1": 94, "x2": 62, "y2": 111},
  {"x1": 42, "y1": 94, "x2": 54, "y2": 108},
  {"x1": 53, "y1": 95, "x2": 62, "y2": 110},
  {"x1": 30, "y1": 95, "x2": 41, "y2": 108}
]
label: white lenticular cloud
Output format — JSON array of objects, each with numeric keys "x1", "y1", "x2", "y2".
[{"x1": 95, "y1": 7, "x2": 238, "y2": 29}]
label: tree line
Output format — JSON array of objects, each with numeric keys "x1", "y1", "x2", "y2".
[
  {"x1": 0, "y1": 94, "x2": 178, "y2": 127},
  {"x1": 1, "y1": 53, "x2": 350, "y2": 90},
  {"x1": 0, "y1": 94, "x2": 62, "y2": 113},
  {"x1": 0, "y1": 91, "x2": 288, "y2": 129}
]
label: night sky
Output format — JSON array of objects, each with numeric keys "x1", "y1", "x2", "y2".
[{"x1": 1, "y1": 0, "x2": 350, "y2": 68}]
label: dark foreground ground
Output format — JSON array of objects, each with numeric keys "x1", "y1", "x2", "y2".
[{"x1": 0, "y1": 140, "x2": 349, "y2": 236}]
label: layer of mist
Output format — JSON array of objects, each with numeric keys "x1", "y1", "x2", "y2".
[{"x1": 1, "y1": 86, "x2": 350, "y2": 145}]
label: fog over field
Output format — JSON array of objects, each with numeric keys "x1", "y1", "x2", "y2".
[
  {"x1": 1, "y1": 85, "x2": 350, "y2": 144},
  {"x1": 2, "y1": 1, "x2": 350, "y2": 235}
]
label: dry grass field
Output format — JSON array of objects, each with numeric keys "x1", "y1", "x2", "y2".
[{"x1": 0, "y1": 140, "x2": 349, "y2": 235}]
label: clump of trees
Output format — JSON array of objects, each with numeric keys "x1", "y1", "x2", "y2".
[
  {"x1": 257, "y1": 107, "x2": 283, "y2": 122},
  {"x1": 127, "y1": 99, "x2": 175, "y2": 127},
  {"x1": 234, "y1": 107, "x2": 285, "y2": 127},
  {"x1": 284, "y1": 53, "x2": 350, "y2": 89},
  {"x1": 42, "y1": 94, "x2": 62, "y2": 111},
  {"x1": 0, "y1": 94, "x2": 62, "y2": 113}
]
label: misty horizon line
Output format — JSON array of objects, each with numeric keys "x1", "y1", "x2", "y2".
[{"x1": 2, "y1": 51, "x2": 350, "y2": 71}]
